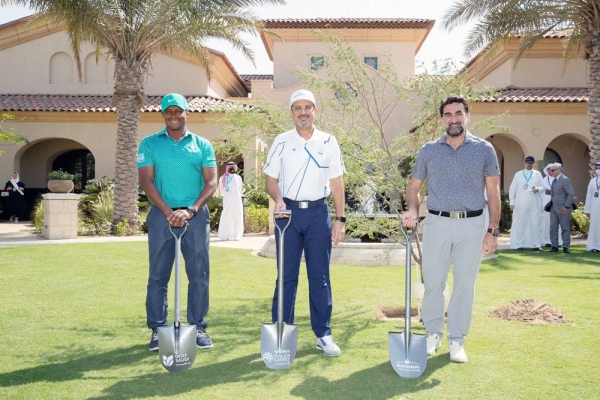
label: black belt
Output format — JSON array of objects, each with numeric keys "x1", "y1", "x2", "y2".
[
  {"x1": 284, "y1": 198, "x2": 326, "y2": 209},
  {"x1": 172, "y1": 207, "x2": 188, "y2": 210},
  {"x1": 428, "y1": 209, "x2": 483, "y2": 219}
]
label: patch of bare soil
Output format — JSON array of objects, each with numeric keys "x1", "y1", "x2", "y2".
[
  {"x1": 489, "y1": 299, "x2": 567, "y2": 325},
  {"x1": 376, "y1": 306, "x2": 421, "y2": 322}
]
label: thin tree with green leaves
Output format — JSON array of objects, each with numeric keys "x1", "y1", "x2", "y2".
[
  {"x1": 0, "y1": 113, "x2": 27, "y2": 156},
  {"x1": 213, "y1": 33, "x2": 506, "y2": 244},
  {"x1": 442, "y1": 0, "x2": 600, "y2": 174},
  {"x1": 0, "y1": 0, "x2": 285, "y2": 226}
]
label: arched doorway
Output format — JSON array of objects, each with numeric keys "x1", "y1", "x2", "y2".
[
  {"x1": 52, "y1": 150, "x2": 95, "y2": 192},
  {"x1": 542, "y1": 149, "x2": 562, "y2": 176}
]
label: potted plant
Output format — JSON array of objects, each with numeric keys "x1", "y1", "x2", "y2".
[{"x1": 47, "y1": 169, "x2": 75, "y2": 193}]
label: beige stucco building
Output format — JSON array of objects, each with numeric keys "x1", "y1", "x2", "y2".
[{"x1": 0, "y1": 16, "x2": 591, "y2": 219}]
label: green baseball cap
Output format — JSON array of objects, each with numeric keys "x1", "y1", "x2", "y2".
[{"x1": 161, "y1": 93, "x2": 188, "y2": 112}]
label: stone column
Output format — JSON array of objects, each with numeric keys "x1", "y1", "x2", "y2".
[{"x1": 42, "y1": 193, "x2": 81, "y2": 239}]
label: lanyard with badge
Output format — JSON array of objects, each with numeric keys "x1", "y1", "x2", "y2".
[
  {"x1": 225, "y1": 175, "x2": 233, "y2": 192},
  {"x1": 523, "y1": 170, "x2": 533, "y2": 190},
  {"x1": 595, "y1": 177, "x2": 599, "y2": 198}
]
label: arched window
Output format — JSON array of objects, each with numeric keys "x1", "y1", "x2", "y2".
[
  {"x1": 84, "y1": 53, "x2": 109, "y2": 84},
  {"x1": 52, "y1": 150, "x2": 95, "y2": 192},
  {"x1": 49, "y1": 52, "x2": 73, "y2": 84}
]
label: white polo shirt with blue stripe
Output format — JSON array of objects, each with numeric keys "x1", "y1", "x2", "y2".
[{"x1": 263, "y1": 127, "x2": 345, "y2": 201}]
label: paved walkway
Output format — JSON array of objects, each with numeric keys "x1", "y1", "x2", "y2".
[
  {"x1": 0, "y1": 221, "x2": 586, "y2": 253},
  {"x1": 0, "y1": 221, "x2": 270, "y2": 251}
]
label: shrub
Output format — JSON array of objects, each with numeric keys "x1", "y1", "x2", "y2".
[
  {"x1": 31, "y1": 196, "x2": 44, "y2": 234},
  {"x1": 571, "y1": 202, "x2": 590, "y2": 234},
  {"x1": 499, "y1": 193, "x2": 512, "y2": 232},
  {"x1": 345, "y1": 214, "x2": 399, "y2": 241},
  {"x1": 48, "y1": 169, "x2": 74, "y2": 180},
  {"x1": 115, "y1": 219, "x2": 129, "y2": 236},
  {"x1": 245, "y1": 204, "x2": 268, "y2": 233},
  {"x1": 207, "y1": 196, "x2": 223, "y2": 232}
]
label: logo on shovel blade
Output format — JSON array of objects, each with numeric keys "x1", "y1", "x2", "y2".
[
  {"x1": 262, "y1": 353, "x2": 274, "y2": 363},
  {"x1": 162, "y1": 355, "x2": 174, "y2": 367}
]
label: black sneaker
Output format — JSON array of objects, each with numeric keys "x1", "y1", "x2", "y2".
[
  {"x1": 196, "y1": 329, "x2": 213, "y2": 349},
  {"x1": 148, "y1": 329, "x2": 159, "y2": 351}
]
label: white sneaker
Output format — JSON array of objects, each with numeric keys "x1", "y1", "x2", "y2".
[
  {"x1": 426, "y1": 333, "x2": 441, "y2": 356},
  {"x1": 449, "y1": 341, "x2": 468, "y2": 363},
  {"x1": 316, "y1": 335, "x2": 341, "y2": 356}
]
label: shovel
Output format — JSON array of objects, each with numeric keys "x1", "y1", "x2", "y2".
[
  {"x1": 261, "y1": 209, "x2": 298, "y2": 370},
  {"x1": 389, "y1": 221, "x2": 427, "y2": 378},
  {"x1": 158, "y1": 223, "x2": 197, "y2": 372}
]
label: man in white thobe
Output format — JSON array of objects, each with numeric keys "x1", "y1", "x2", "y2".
[
  {"x1": 509, "y1": 156, "x2": 544, "y2": 250},
  {"x1": 218, "y1": 162, "x2": 244, "y2": 240},
  {"x1": 584, "y1": 161, "x2": 600, "y2": 252}
]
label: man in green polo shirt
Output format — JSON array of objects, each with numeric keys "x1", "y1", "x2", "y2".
[{"x1": 137, "y1": 93, "x2": 217, "y2": 351}]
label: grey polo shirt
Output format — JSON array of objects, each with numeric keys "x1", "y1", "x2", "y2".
[{"x1": 411, "y1": 131, "x2": 500, "y2": 211}]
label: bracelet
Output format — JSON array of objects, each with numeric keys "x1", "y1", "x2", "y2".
[{"x1": 335, "y1": 216, "x2": 346, "y2": 223}]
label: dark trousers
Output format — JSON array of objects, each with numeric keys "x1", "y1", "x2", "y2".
[
  {"x1": 549, "y1": 207, "x2": 571, "y2": 248},
  {"x1": 272, "y1": 202, "x2": 333, "y2": 338},
  {"x1": 146, "y1": 205, "x2": 210, "y2": 330}
]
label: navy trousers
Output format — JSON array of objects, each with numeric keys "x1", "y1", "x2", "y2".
[
  {"x1": 146, "y1": 205, "x2": 211, "y2": 330},
  {"x1": 272, "y1": 201, "x2": 333, "y2": 338}
]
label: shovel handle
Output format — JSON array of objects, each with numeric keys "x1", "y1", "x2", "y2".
[
  {"x1": 168, "y1": 222, "x2": 189, "y2": 240},
  {"x1": 400, "y1": 219, "x2": 420, "y2": 241}
]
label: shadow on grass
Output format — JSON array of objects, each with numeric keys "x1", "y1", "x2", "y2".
[
  {"x1": 291, "y1": 357, "x2": 447, "y2": 399},
  {"x1": 0, "y1": 345, "x2": 148, "y2": 387},
  {"x1": 89, "y1": 349, "x2": 447, "y2": 399},
  {"x1": 86, "y1": 350, "x2": 317, "y2": 399}
]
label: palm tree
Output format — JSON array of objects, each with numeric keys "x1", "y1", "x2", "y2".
[
  {"x1": 442, "y1": 0, "x2": 600, "y2": 173},
  {"x1": 0, "y1": 0, "x2": 284, "y2": 226}
]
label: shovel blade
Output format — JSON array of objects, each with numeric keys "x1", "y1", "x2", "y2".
[
  {"x1": 389, "y1": 330, "x2": 428, "y2": 378},
  {"x1": 260, "y1": 322, "x2": 298, "y2": 370},
  {"x1": 158, "y1": 324, "x2": 197, "y2": 372}
]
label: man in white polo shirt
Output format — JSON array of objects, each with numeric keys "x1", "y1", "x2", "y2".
[{"x1": 263, "y1": 89, "x2": 346, "y2": 356}]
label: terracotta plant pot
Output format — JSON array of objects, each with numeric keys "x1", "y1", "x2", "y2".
[{"x1": 47, "y1": 179, "x2": 74, "y2": 193}]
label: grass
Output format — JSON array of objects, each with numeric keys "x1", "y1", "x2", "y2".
[{"x1": 0, "y1": 242, "x2": 598, "y2": 399}]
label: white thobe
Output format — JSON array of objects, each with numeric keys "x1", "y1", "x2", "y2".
[
  {"x1": 584, "y1": 176, "x2": 600, "y2": 251},
  {"x1": 218, "y1": 173, "x2": 244, "y2": 240},
  {"x1": 509, "y1": 169, "x2": 544, "y2": 248},
  {"x1": 541, "y1": 174, "x2": 562, "y2": 246}
]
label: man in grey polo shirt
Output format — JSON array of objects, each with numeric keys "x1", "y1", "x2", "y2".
[{"x1": 401, "y1": 96, "x2": 500, "y2": 363}]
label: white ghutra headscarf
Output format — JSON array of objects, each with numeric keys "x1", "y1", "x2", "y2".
[{"x1": 10, "y1": 173, "x2": 24, "y2": 195}]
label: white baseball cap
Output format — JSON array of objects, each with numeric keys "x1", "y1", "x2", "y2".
[{"x1": 289, "y1": 89, "x2": 316, "y2": 108}]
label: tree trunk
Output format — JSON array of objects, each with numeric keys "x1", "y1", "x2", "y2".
[
  {"x1": 112, "y1": 58, "x2": 145, "y2": 227},
  {"x1": 587, "y1": 30, "x2": 600, "y2": 175}
]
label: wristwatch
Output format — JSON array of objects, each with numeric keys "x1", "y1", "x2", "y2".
[
  {"x1": 487, "y1": 228, "x2": 500, "y2": 237},
  {"x1": 335, "y1": 216, "x2": 346, "y2": 223},
  {"x1": 186, "y1": 206, "x2": 198, "y2": 219}
]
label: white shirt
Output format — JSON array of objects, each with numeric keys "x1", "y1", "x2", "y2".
[{"x1": 263, "y1": 127, "x2": 345, "y2": 201}]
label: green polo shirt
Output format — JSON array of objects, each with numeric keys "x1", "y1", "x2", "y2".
[{"x1": 137, "y1": 129, "x2": 216, "y2": 208}]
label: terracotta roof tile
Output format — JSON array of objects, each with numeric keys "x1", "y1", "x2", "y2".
[
  {"x1": 0, "y1": 94, "x2": 234, "y2": 112},
  {"x1": 240, "y1": 74, "x2": 273, "y2": 81},
  {"x1": 262, "y1": 18, "x2": 434, "y2": 30},
  {"x1": 479, "y1": 87, "x2": 588, "y2": 103}
]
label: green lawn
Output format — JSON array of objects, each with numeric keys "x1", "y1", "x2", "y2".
[{"x1": 0, "y1": 242, "x2": 598, "y2": 399}]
